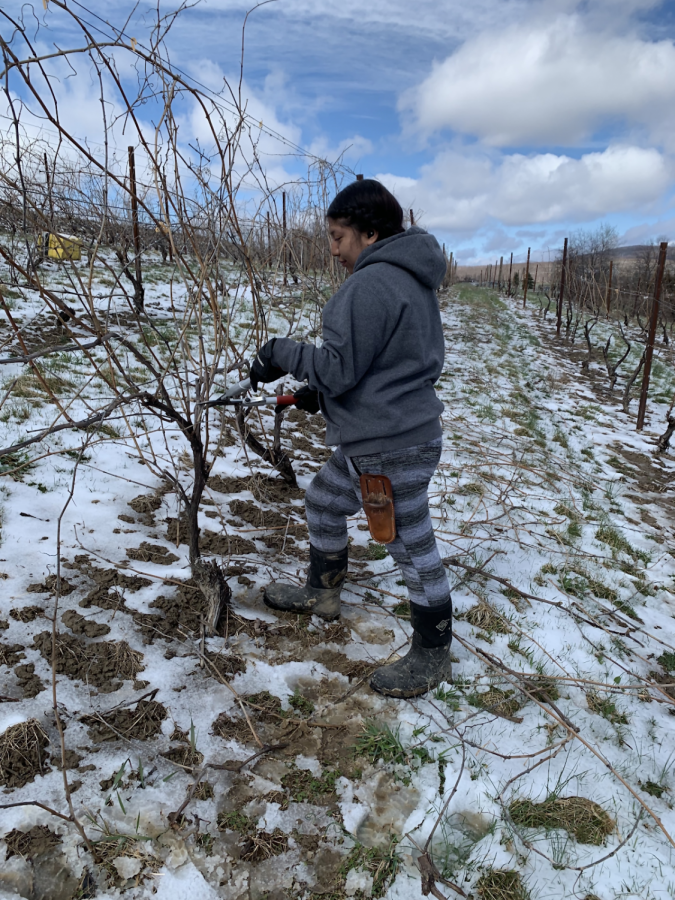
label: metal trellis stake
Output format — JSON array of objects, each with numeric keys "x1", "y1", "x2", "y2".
[{"x1": 636, "y1": 241, "x2": 668, "y2": 431}]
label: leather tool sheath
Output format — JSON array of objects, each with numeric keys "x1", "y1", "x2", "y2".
[{"x1": 359, "y1": 474, "x2": 396, "y2": 544}]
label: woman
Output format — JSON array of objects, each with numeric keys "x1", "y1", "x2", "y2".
[{"x1": 249, "y1": 179, "x2": 452, "y2": 698}]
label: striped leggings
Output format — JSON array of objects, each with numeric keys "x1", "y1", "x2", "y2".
[{"x1": 304, "y1": 438, "x2": 450, "y2": 608}]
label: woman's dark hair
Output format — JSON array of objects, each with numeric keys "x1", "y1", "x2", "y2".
[{"x1": 326, "y1": 179, "x2": 405, "y2": 241}]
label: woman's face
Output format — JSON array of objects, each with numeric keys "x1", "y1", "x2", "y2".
[{"x1": 327, "y1": 218, "x2": 378, "y2": 274}]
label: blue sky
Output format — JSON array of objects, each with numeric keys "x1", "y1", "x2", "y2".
[{"x1": 3, "y1": 0, "x2": 675, "y2": 263}]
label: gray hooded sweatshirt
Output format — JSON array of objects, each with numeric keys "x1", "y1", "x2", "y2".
[{"x1": 271, "y1": 226, "x2": 447, "y2": 456}]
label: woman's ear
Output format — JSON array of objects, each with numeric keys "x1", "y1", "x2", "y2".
[{"x1": 365, "y1": 230, "x2": 378, "y2": 245}]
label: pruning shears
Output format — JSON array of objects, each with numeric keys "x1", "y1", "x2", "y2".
[{"x1": 198, "y1": 376, "x2": 296, "y2": 409}]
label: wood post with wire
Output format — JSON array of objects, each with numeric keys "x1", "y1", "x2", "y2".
[
  {"x1": 127, "y1": 145, "x2": 144, "y2": 311},
  {"x1": 556, "y1": 237, "x2": 568, "y2": 336},
  {"x1": 605, "y1": 260, "x2": 613, "y2": 317},
  {"x1": 282, "y1": 191, "x2": 287, "y2": 287},
  {"x1": 522, "y1": 247, "x2": 531, "y2": 307},
  {"x1": 356, "y1": 173, "x2": 364, "y2": 181},
  {"x1": 410, "y1": 209, "x2": 414, "y2": 227},
  {"x1": 636, "y1": 241, "x2": 668, "y2": 431},
  {"x1": 44, "y1": 153, "x2": 53, "y2": 226},
  {"x1": 507, "y1": 252, "x2": 513, "y2": 296}
]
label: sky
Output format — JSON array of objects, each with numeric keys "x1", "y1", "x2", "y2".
[{"x1": 2, "y1": 0, "x2": 675, "y2": 263}]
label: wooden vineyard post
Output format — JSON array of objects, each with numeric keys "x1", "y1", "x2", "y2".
[
  {"x1": 507, "y1": 252, "x2": 513, "y2": 296},
  {"x1": 533, "y1": 264, "x2": 538, "y2": 291},
  {"x1": 556, "y1": 237, "x2": 568, "y2": 336},
  {"x1": 636, "y1": 241, "x2": 668, "y2": 431},
  {"x1": 127, "y1": 146, "x2": 144, "y2": 311},
  {"x1": 163, "y1": 169, "x2": 173, "y2": 263},
  {"x1": 498, "y1": 256, "x2": 503, "y2": 290},
  {"x1": 356, "y1": 173, "x2": 364, "y2": 181},
  {"x1": 605, "y1": 260, "x2": 613, "y2": 317},
  {"x1": 493, "y1": 259, "x2": 498, "y2": 288},
  {"x1": 282, "y1": 191, "x2": 287, "y2": 287},
  {"x1": 522, "y1": 247, "x2": 531, "y2": 307},
  {"x1": 410, "y1": 209, "x2": 415, "y2": 227},
  {"x1": 267, "y1": 212, "x2": 271, "y2": 266},
  {"x1": 44, "y1": 152, "x2": 54, "y2": 225}
]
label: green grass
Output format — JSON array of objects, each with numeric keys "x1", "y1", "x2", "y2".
[
  {"x1": 657, "y1": 651, "x2": 675, "y2": 672},
  {"x1": 587, "y1": 691, "x2": 628, "y2": 725},
  {"x1": 280, "y1": 764, "x2": 339, "y2": 803},
  {"x1": 434, "y1": 685, "x2": 461, "y2": 711},
  {"x1": 355, "y1": 721, "x2": 408, "y2": 765},
  {"x1": 288, "y1": 689, "x2": 314, "y2": 717},
  {"x1": 368, "y1": 542, "x2": 388, "y2": 560},
  {"x1": 596, "y1": 525, "x2": 650, "y2": 564}
]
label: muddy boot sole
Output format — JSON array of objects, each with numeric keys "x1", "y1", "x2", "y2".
[
  {"x1": 369, "y1": 643, "x2": 452, "y2": 698},
  {"x1": 263, "y1": 583, "x2": 341, "y2": 621}
]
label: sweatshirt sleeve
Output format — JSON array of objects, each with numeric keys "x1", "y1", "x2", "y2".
[{"x1": 271, "y1": 273, "x2": 396, "y2": 398}]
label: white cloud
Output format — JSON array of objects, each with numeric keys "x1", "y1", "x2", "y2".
[
  {"x1": 377, "y1": 144, "x2": 672, "y2": 233},
  {"x1": 401, "y1": 16, "x2": 675, "y2": 146}
]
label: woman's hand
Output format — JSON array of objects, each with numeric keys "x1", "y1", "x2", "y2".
[{"x1": 250, "y1": 339, "x2": 287, "y2": 390}]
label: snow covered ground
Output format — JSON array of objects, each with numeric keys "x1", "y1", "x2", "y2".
[{"x1": 1, "y1": 263, "x2": 675, "y2": 900}]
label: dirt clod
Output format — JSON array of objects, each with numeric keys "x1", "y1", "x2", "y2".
[
  {"x1": 128, "y1": 494, "x2": 162, "y2": 514},
  {"x1": 9, "y1": 605, "x2": 45, "y2": 622},
  {"x1": 211, "y1": 712, "x2": 255, "y2": 744},
  {"x1": 162, "y1": 745, "x2": 204, "y2": 770},
  {"x1": 0, "y1": 642, "x2": 26, "y2": 666},
  {"x1": 62, "y1": 609, "x2": 111, "y2": 638},
  {"x1": 14, "y1": 662, "x2": 45, "y2": 698},
  {"x1": 26, "y1": 574, "x2": 75, "y2": 595},
  {"x1": 126, "y1": 542, "x2": 179, "y2": 565},
  {"x1": 0, "y1": 718, "x2": 50, "y2": 788}
]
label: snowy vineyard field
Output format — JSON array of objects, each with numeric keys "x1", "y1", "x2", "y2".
[{"x1": 1, "y1": 257, "x2": 675, "y2": 900}]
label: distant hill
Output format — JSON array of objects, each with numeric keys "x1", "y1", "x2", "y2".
[{"x1": 611, "y1": 244, "x2": 675, "y2": 260}]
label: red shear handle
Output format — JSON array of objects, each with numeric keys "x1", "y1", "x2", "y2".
[{"x1": 276, "y1": 395, "x2": 296, "y2": 406}]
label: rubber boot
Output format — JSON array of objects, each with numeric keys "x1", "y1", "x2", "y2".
[
  {"x1": 370, "y1": 600, "x2": 453, "y2": 698},
  {"x1": 263, "y1": 544, "x2": 348, "y2": 621}
]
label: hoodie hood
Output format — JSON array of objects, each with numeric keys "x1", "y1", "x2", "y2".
[{"x1": 353, "y1": 225, "x2": 447, "y2": 290}]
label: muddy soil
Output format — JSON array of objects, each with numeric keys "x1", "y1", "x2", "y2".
[
  {"x1": 68, "y1": 556, "x2": 151, "y2": 612},
  {"x1": 229, "y1": 499, "x2": 302, "y2": 530},
  {"x1": 166, "y1": 516, "x2": 257, "y2": 555},
  {"x1": 4, "y1": 825, "x2": 61, "y2": 860},
  {"x1": 0, "y1": 719, "x2": 50, "y2": 788},
  {"x1": 81, "y1": 699, "x2": 167, "y2": 742},
  {"x1": 33, "y1": 631, "x2": 144, "y2": 690}
]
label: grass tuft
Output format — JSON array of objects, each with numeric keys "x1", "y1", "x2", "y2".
[
  {"x1": 476, "y1": 869, "x2": 530, "y2": 899},
  {"x1": 509, "y1": 795, "x2": 614, "y2": 845},
  {"x1": 587, "y1": 691, "x2": 628, "y2": 725}
]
